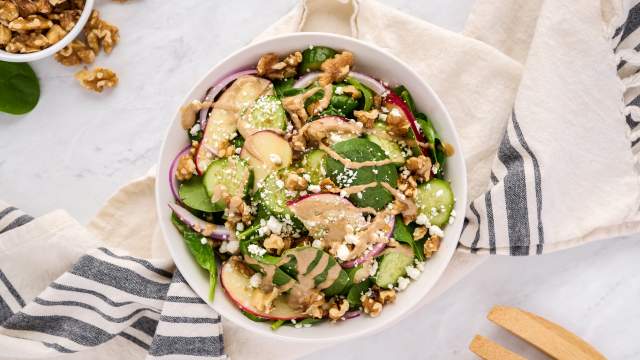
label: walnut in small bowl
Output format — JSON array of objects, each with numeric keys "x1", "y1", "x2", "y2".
[{"x1": 0, "y1": 0, "x2": 95, "y2": 62}]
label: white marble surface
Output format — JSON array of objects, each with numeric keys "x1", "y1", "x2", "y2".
[{"x1": 1, "y1": 0, "x2": 639, "y2": 359}]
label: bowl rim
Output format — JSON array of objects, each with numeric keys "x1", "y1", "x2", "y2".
[
  {"x1": 0, "y1": 0, "x2": 95, "y2": 63},
  {"x1": 155, "y1": 31, "x2": 467, "y2": 343}
]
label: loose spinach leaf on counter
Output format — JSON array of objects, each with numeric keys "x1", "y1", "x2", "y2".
[
  {"x1": 171, "y1": 214, "x2": 218, "y2": 300},
  {"x1": 0, "y1": 62, "x2": 40, "y2": 115}
]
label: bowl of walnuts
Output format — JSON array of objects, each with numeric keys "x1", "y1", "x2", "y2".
[{"x1": 0, "y1": 0, "x2": 98, "y2": 62}]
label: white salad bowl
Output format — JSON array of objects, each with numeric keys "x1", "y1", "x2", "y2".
[
  {"x1": 0, "y1": 0, "x2": 94, "y2": 63},
  {"x1": 156, "y1": 32, "x2": 467, "y2": 343}
]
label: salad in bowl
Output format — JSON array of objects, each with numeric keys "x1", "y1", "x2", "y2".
[{"x1": 159, "y1": 34, "x2": 465, "y2": 338}]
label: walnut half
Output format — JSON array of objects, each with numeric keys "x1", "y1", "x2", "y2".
[
  {"x1": 74, "y1": 67, "x2": 118, "y2": 93},
  {"x1": 84, "y1": 10, "x2": 119, "y2": 54},
  {"x1": 54, "y1": 39, "x2": 94, "y2": 66}
]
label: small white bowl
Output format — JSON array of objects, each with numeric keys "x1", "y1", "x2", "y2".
[
  {"x1": 0, "y1": 0, "x2": 94, "y2": 63},
  {"x1": 156, "y1": 32, "x2": 467, "y2": 343}
]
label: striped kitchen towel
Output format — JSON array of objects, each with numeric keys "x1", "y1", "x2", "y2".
[{"x1": 0, "y1": 201, "x2": 225, "y2": 359}]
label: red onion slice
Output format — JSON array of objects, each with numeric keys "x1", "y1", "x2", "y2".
[
  {"x1": 341, "y1": 216, "x2": 395, "y2": 269},
  {"x1": 293, "y1": 71, "x2": 320, "y2": 89},
  {"x1": 384, "y1": 91, "x2": 428, "y2": 156},
  {"x1": 168, "y1": 202, "x2": 233, "y2": 241},
  {"x1": 343, "y1": 311, "x2": 361, "y2": 320},
  {"x1": 348, "y1": 71, "x2": 387, "y2": 95},
  {"x1": 198, "y1": 69, "x2": 258, "y2": 129},
  {"x1": 169, "y1": 145, "x2": 192, "y2": 201}
]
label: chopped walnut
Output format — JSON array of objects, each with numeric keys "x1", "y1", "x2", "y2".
[
  {"x1": 442, "y1": 142, "x2": 455, "y2": 157},
  {"x1": 318, "y1": 51, "x2": 353, "y2": 86},
  {"x1": 413, "y1": 226, "x2": 427, "y2": 241},
  {"x1": 302, "y1": 291, "x2": 326, "y2": 319},
  {"x1": 44, "y1": 23, "x2": 64, "y2": 42},
  {"x1": 54, "y1": 39, "x2": 94, "y2": 65},
  {"x1": 319, "y1": 177, "x2": 339, "y2": 193},
  {"x1": 175, "y1": 154, "x2": 196, "y2": 181},
  {"x1": 386, "y1": 104, "x2": 410, "y2": 136},
  {"x1": 373, "y1": 94, "x2": 382, "y2": 109},
  {"x1": 0, "y1": 24, "x2": 10, "y2": 44},
  {"x1": 340, "y1": 85, "x2": 361, "y2": 99},
  {"x1": 180, "y1": 99, "x2": 213, "y2": 130},
  {"x1": 256, "y1": 51, "x2": 302, "y2": 80},
  {"x1": 424, "y1": 234, "x2": 441, "y2": 258},
  {"x1": 263, "y1": 234, "x2": 290, "y2": 255},
  {"x1": 48, "y1": 0, "x2": 68, "y2": 5},
  {"x1": 12, "y1": 0, "x2": 50, "y2": 17},
  {"x1": 8, "y1": 15, "x2": 53, "y2": 31},
  {"x1": 49, "y1": 9, "x2": 80, "y2": 31},
  {"x1": 354, "y1": 109, "x2": 379, "y2": 129},
  {"x1": 5, "y1": 32, "x2": 47, "y2": 52},
  {"x1": 250, "y1": 287, "x2": 279, "y2": 314},
  {"x1": 361, "y1": 295, "x2": 383, "y2": 317},
  {"x1": 74, "y1": 67, "x2": 118, "y2": 93},
  {"x1": 0, "y1": 1, "x2": 19, "y2": 22},
  {"x1": 378, "y1": 289, "x2": 396, "y2": 304},
  {"x1": 226, "y1": 195, "x2": 245, "y2": 214},
  {"x1": 285, "y1": 173, "x2": 308, "y2": 191},
  {"x1": 328, "y1": 299, "x2": 349, "y2": 321},
  {"x1": 405, "y1": 155, "x2": 432, "y2": 181},
  {"x1": 84, "y1": 10, "x2": 119, "y2": 54}
]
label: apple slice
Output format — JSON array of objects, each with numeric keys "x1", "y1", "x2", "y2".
[
  {"x1": 288, "y1": 194, "x2": 369, "y2": 242},
  {"x1": 220, "y1": 261, "x2": 305, "y2": 320},
  {"x1": 240, "y1": 130, "x2": 292, "y2": 188},
  {"x1": 195, "y1": 75, "x2": 272, "y2": 174}
]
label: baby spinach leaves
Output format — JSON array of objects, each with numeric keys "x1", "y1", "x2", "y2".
[{"x1": 0, "y1": 62, "x2": 40, "y2": 115}]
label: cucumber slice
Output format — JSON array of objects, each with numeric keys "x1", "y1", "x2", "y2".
[
  {"x1": 415, "y1": 178, "x2": 454, "y2": 227},
  {"x1": 179, "y1": 176, "x2": 217, "y2": 212},
  {"x1": 238, "y1": 95, "x2": 287, "y2": 138},
  {"x1": 203, "y1": 156, "x2": 252, "y2": 209},
  {"x1": 301, "y1": 149, "x2": 326, "y2": 183},
  {"x1": 366, "y1": 134, "x2": 405, "y2": 165},
  {"x1": 374, "y1": 252, "x2": 414, "y2": 288},
  {"x1": 324, "y1": 138, "x2": 399, "y2": 210},
  {"x1": 255, "y1": 171, "x2": 298, "y2": 220}
]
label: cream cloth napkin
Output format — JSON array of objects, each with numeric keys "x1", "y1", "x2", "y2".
[{"x1": 2, "y1": 0, "x2": 640, "y2": 359}]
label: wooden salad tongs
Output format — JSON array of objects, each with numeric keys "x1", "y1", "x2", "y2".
[{"x1": 469, "y1": 306, "x2": 606, "y2": 360}]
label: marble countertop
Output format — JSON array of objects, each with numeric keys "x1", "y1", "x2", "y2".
[{"x1": 1, "y1": 0, "x2": 638, "y2": 358}]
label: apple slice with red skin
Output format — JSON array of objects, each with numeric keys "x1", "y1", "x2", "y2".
[
  {"x1": 240, "y1": 130, "x2": 292, "y2": 188},
  {"x1": 220, "y1": 261, "x2": 306, "y2": 321},
  {"x1": 384, "y1": 91, "x2": 428, "y2": 156}
]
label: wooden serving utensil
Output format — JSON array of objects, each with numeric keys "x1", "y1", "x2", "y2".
[{"x1": 469, "y1": 305, "x2": 606, "y2": 360}]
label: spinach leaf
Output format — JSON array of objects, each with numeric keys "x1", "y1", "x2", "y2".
[
  {"x1": 392, "y1": 85, "x2": 416, "y2": 114},
  {"x1": 273, "y1": 78, "x2": 302, "y2": 97},
  {"x1": 346, "y1": 77, "x2": 373, "y2": 111},
  {"x1": 171, "y1": 214, "x2": 218, "y2": 300},
  {"x1": 242, "y1": 310, "x2": 269, "y2": 322},
  {"x1": 392, "y1": 215, "x2": 425, "y2": 262},
  {"x1": 0, "y1": 62, "x2": 40, "y2": 115},
  {"x1": 415, "y1": 114, "x2": 447, "y2": 176},
  {"x1": 299, "y1": 46, "x2": 336, "y2": 73}
]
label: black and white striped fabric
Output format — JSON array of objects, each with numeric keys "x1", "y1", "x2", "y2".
[{"x1": 0, "y1": 203, "x2": 225, "y2": 359}]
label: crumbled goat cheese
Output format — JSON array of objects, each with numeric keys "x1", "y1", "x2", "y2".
[
  {"x1": 415, "y1": 261, "x2": 425, "y2": 272},
  {"x1": 390, "y1": 107, "x2": 402, "y2": 117},
  {"x1": 248, "y1": 244, "x2": 267, "y2": 257},
  {"x1": 302, "y1": 174, "x2": 311, "y2": 182},
  {"x1": 308, "y1": 184, "x2": 321, "y2": 193},
  {"x1": 249, "y1": 273, "x2": 263, "y2": 288},
  {"x1": 226, "y1": 240, "x2": 239, "y2": 254},
  {"x1": 378, "y1": 113, "x2": 388, "y2": 122},
  {"x1": 396, "y1": 276, "x2": 410, "y2": 291},
  {"x1": 340, "y1": 190, "x2": 348, "y2": 198},
  {"x1": 312, "y1": 239, "x2": 323, "y2": 248},
  {"x1": 405, "y1": 265, "x2": 420, "y2": 280},
  {"x1": 200, "y1": 237, "x2": 208, "y2": 245},
  {"x1": 335, "y1": 86, "x2": 344, "y2": 95},
  {"x1": 189, "y1": 123, "x2": 201, "y2": 136},
  {"x1": 275, "y1": 179, "x2": 285, "y2": 189},
  {"x1": 429, "y1": 225, "x2": 444, "y2": 237},
  {"x1": 269, "y1": 154, "x2": 282, "y2": 165},
  {"x1": 370, "y1": 260, "x2": 379, "y2": 276},
  {"x1": 356, "y1": 192, "x2": 363, "y2": 199},
  {"x1": 416, "y1": 214, "x2": 429, "y2": 226},
  {"x1": 336, "y1": 244, "x2": 350, "y2": 261},
  {"x1": 267, "y1": 216, "x2": 283, "y2": 235},
  {"x1": 345, "y1": 234, "x2": 359, "y2": 245},
  {"x1": 236, "y1": 222, "x2": 245, "y2": 231}
]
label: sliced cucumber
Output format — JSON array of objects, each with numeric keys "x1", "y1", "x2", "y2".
[
  {"x1": 238, "y1": 95, "x2": 287, "y2": 138},
  {"x1": 179, "y1": 176, "x2": 217, "y2": 212},
  {"x1": 255, "y1": 170, "x2": 297, "y2": 220},
  {"x1": 374, "y1": 251, "x2": 414, "y2": 288},
  {"x1": 301, "y1": 149, "x2": 326, "y2": 183},
  {"x1": 203, "y1": 156, "x2": 252, "y2": 209},
  {"x1": 366, "y1": 134, "x2": 405, "y2": 165},
  {"x1": 415, "y1": 178, "x2": 454, "y2": 227}
]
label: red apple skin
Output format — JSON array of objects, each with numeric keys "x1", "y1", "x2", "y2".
[{"x1": 220, "y1": 261, "x2": 306, "y2": 321}]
